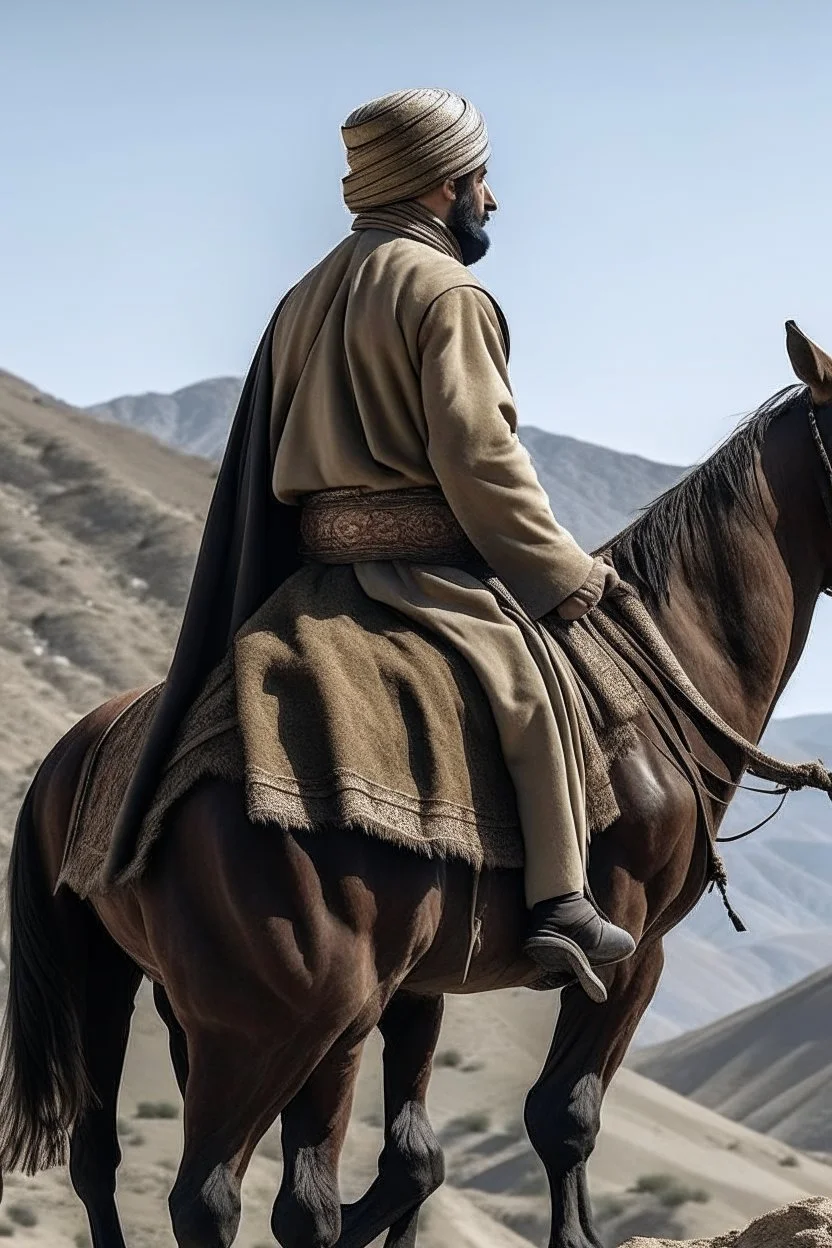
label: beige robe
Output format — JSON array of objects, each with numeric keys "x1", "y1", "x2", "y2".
[{"x1": 268, "y1": 205, "x2": 594, "y2": 903}]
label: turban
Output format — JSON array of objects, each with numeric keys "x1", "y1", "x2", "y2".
[{"x1": 341, "y1": 88, "x2": 491, "y2": 213}]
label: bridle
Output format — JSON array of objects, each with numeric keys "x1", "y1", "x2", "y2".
[
  {"x1": 618, "y1": 400, "x2": 832, "y2": 884},
  {"x1": 808, "y1": 402, "x2": 832, "y2": 596},
  {"x1": 705, "y1": 401, "x2": 832, "y2": 853}
]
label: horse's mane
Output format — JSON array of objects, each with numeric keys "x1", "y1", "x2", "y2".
[{"x1": 606, "y1": 384, "x2": 809, "y2": 605}]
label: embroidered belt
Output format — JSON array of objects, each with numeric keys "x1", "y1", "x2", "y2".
[{"x1": 298, "y1": 486, "x2": 482, "y2": 565}]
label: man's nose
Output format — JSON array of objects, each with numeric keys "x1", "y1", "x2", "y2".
[{"x1": 483, "y1": 180, "x2": 498, "y2": 212}]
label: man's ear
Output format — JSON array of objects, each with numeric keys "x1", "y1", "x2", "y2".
[{"x1": 786, "y1": 320, "x2": 832, "y2": 405}]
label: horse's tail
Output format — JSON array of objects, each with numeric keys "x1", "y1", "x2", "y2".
[{"x1": 0, "y1": 771, "x2": 93, "y2": 1174}]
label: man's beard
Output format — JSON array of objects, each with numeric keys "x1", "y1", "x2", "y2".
[{"x1": 449, "y1": 182, "x2": 491, "y2": 266}]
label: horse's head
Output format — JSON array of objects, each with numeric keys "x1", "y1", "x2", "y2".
[
  {"x1": 786, "y1": 320, "x2": 832, "y2": 408},
  {"x1": 783, "y1": 321, "x2": 832, "y2": 592}
]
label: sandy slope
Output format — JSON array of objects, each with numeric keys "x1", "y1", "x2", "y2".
[
  {"x1": 425, "y1": 991, "x2": 832, "y2": 1246},
  {"x1": 5, "y1": 985, "x2": 832, "y2": 1247},
  {"x1": 631, "y1": 964, "x2": 832, "y2": 1153}
]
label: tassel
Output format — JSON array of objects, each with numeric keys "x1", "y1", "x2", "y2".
[
  {"x1": 709, "y1": 849, "x2": 747, "y2": 932},
  {"x1": 715, "y1": 877, "x2": 747, "y2": 932}
]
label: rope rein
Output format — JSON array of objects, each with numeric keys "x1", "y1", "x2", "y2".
[
  {"x1": 598, "y1": 590, "x2": 832, "y2": 800},
  {"x1": 590, "y1": 406, "x2": 832, "y2": 930}
]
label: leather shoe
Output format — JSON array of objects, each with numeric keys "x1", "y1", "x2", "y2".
[{"x1": 523, "y1": 892, "x2": 636, "y2": 1003}]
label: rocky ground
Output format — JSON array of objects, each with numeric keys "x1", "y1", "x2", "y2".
[{"x1": 619, "y1": 1197, "x2": 832, "y2": 1247}]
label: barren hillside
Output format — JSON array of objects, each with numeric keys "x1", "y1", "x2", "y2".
[
  {"x1": 0, "y1": 370, "x2": 213, "y2": 855},
  {"x1": 630, "y1": 964, "x2": 832, "y2": 1154}
]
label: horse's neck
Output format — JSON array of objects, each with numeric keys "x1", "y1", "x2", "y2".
[{"x1": 650, "y1": 466, "x2": 819, "y2": 747}]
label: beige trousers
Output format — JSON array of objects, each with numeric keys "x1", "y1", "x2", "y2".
[{"x1": 354, "y1": 561, "x2": 588, "y2": 905}]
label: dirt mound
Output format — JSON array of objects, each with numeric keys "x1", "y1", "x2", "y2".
[{"x1": 620, "y1": 1196, "x2": 832, "y2": 1246}]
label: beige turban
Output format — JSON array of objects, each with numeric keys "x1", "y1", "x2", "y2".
[{"x1": 341, "y1": 88, "x2": 491, "y2": 213}]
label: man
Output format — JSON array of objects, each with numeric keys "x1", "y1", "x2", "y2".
[
  {"x1": 268, "y1": 88, "x2": 635, "y2": 998},
  {"x1": 106, "y1": 88, "x2": 634, "y2": 1001}
]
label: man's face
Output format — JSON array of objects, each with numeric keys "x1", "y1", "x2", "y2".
[
  {"x1": 470, "y1": 165, "x2": 498, "y2": 223},
  {"x1": 449, "y1": 165, "x2": 498, "y2": 266}
]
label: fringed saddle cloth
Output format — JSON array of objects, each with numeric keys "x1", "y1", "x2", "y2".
[{"x1": 59, "y1": 487, "x2": 832, "y2": 899}]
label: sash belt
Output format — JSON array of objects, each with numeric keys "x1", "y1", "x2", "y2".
[{"x1": 298, "y1": 486, "x2": 483, "y2": 566}]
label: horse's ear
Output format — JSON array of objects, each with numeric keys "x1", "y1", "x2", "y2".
[{"x1": 785, "y1": 321, "x2": 832, "y2": 404}]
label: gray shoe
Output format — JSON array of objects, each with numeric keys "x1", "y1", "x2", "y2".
[{"x1": 523, "y1": 892, "x2": 636, "y2": 1004}]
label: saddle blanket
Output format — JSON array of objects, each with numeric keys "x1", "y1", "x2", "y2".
[{"x1": 58, "y1": 565, "x2": 643, "y2": 897}]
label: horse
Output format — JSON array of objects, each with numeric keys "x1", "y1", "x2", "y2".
[{"x1": 1, "y1": 320, "x2": 831, "y2": 1248}]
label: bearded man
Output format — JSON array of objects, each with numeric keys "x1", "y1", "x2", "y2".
[{"x1": 106, "y1": 88, "x2": 635, "y2": 1001}]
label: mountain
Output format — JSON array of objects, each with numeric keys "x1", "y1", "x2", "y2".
[
  {"x1": 87, "y1": 378, "x2": 685, "y2": 550},
  {"x1": 521, "y1": 425, "x2": 683, "y2": 551},
  {"x1": 629, "y1": 965, "x2": 832, "y2": 1154},
  {"x1": 87, "y1": 377, "x2": 243, "y2": 462}
]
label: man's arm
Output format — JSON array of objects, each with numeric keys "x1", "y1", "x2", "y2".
[{"x1": 417, "y1": 284, "x2": 595, "y2": 619}]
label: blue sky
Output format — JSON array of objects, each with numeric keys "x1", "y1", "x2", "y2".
[{"x1": 3, "y1": 0, "x2": 832, "y2": 713}]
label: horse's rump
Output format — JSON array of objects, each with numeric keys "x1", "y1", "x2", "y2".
[{"x1": 59, "y1": 564, "x2": 643, "y2": 897}]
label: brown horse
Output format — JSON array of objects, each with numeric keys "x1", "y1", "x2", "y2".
[{"x1": 2, "y1": 321, "x2": 832, "y2": 1248}]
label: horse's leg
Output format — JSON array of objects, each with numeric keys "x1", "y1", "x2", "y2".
[
  {"x1": 68, "y1": 911, "x2": 143, "y2": 1248},
  {"x1": 271, "y1": 1028, "x2": 370, "y2": 1248},
  {"x1": 132, "y1": 782, "x2": 444, "y2": 1247},
  {"x1": 72, "y1": 957, "x2": 189, "y2": 1247},
  {"x1": 524, "y1": 940, "x2": 665, "y2": 1248},
  {"x1": 168, "y1": 1013, "x2": 355, "y2": 1248},
  {"x1": 337, "y1": 993, "x2": 445, "y2": 1248},
  {"x1": 153, "y1": 981, "x2": 189, "y2": 1095},
  {"x1": 167, "y1": 1027, "x2": 277, "y2": 1247},
  {"x1": 159, "y1": 982, "x2": 438, "y2": 1248}
]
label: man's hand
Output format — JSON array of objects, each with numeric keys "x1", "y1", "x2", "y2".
[{"x1": 553, "y1": 556, "x2": 620, "y2": 621}]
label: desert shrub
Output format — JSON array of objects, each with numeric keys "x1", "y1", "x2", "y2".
[
  {"x1": 74, "y1": 1232, "x2": 91, "y2": 1247},
  {"x1": 446, "y1": 1110, "x2": 491, "y2": 1135},
  {"x1": 594, "y1": 1194, "x2": 628, "y2": 1220},
  {"x1": 504, "y1": 1116, "x2": 527, "y2": 1141},
  {"x1": 632, "y1": 1172, "x2": 711, "y2": 1208},
  {"x1": 779, "y1": 1153, "x2": 799, "y2": 1167},
  {"x1": 135, "y1": 1100, "x2": 179, "y2": 1120},
  {"x1": 461, "y1": 1059, "x2": 485, "y2": 1073},
  {"x1": 127, "y1": 1131, "x2": 146, "y2": 1147},
  {"x1": 435, "y1": 1048, "x2": 463, "y2": 1068},
  {"x1": 6, "y1": 1203, "x2": 37, "y2": 1227},
  {"x1": 0, "y1": 1223, "x2": 13, "y2": 1238},
  {"x1": 258, "y1": 1136, "x2": 282, "y2": 1162}
]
